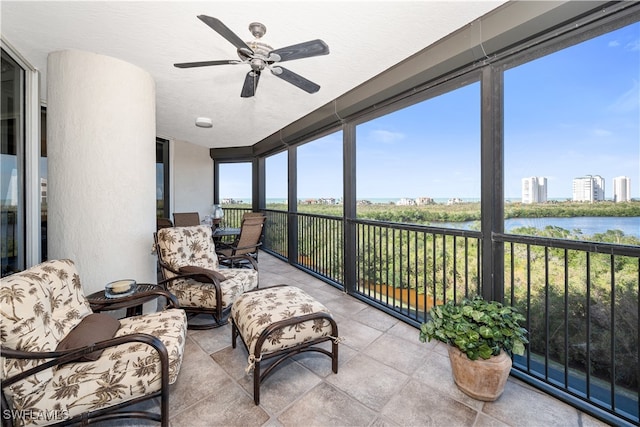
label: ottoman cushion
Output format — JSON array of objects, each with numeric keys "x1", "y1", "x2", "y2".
[{"x1": 231, "y1": 286, "x2": 334, "y2": 357}]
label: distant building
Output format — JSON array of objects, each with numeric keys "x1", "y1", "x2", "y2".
[
  {"x1": 447, "y1": 198, "x2": 463, "y2": 205},
  {"x1": 521, "y1": 177, "x2": 547, "y2": 204},
  {"x1": 40, "y1": 178, "x2": 47, "y2": 204},
  {"x1": 415, "y1": 197, "x2": 434, "y2": 206},
  {"x1": 613, "y1": 176, "x2": 631, "y2": 202},
  {"x1": 572, "y1": 175, "x2": 605, "y2": 202},
  {"x1": 299, "y1": 198, "x2": 340, "y2": 205},
  {"x1": 221, "y1": 198, "x2": 243, "y2": 204},
  {"x1": 397, "y1": 198, "x2": 416, "y2": 206}
]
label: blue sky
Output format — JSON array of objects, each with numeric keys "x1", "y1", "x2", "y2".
[{"x1": 221, "y1": 22, "x2": 639, "y2": 201}]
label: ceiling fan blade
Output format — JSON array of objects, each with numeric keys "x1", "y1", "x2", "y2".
[
  {"x1": 241, "y1": 70, "x2": 260, "y2": 98},
  {"x1": 269, "y1": 39, "x2": 329, "y2": 63},
  {"x1": 197, "y1": 15, "x2": 253, "y2": 53},
  {"x1": 174, "y1": 59, "x2": 240, "y2": 68},
  {"x1": 271, "y1": 66, "x2": 320, "y2": 94}
]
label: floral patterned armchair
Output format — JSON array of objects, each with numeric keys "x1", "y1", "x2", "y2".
[
  {"x1": 154, "y1": 225, "x2": 259, "y2": 329},
  {"x1": 0, "y1": 259, "x2": 187, "y2": 427}
]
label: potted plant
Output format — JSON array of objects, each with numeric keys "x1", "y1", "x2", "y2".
[{"x1": 419, "y1": 295, "x2": 528, "y2": 401}]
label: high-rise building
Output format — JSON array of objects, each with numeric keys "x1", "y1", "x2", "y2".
[
  {"x1": 613, "y1": 176, "x2": 631, "y2": 202},
  {"x1": 40, "y1": 178, "x2": 47, "y2": 204},
  {"x1": 521, "y1": 177, "x2": 547, "y2": 204},
  {"x1": 572, "y1": 175, "x2": 605, "y2": 202}
]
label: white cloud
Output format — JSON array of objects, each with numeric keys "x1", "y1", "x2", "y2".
[
  {"x1": 369, "y1": 129, "x2": 405, "y2": 143},
  {"x1": 608, "y1": 80, "x2": 639, "y2": 113},
  {"x1": 608, "y1": 40, "x2": 620, "y2": 48},
  {"x1": 592, "y1": 128, "x2": 613, "y2": 137},
  {"x1": 626, "y1": 39, "x2": 640, "y2": 51}
]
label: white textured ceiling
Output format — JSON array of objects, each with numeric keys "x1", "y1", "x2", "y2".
[{"x1": 2, "y1": 1, "x2": 506, "y2": 148}]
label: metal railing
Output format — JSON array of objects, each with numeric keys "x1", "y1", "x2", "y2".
[
  {"x1": 258, "y1": 209, "x2": 639, "y2": 425},
  {"x1": 263, "y1": 209, "x2": 288, "y2": 258},
  {"x1": 494, "y1": 232, "x2": 639, "y2": 425},
  {"x1": 298, "y1": 212, "x2": 344, "y2": 285},
  {"x1": 354, "y1": 219, "x2": 482, "y2": 324},
  {"x1": 219, "y1": 207, "x2": 253, "y2": 229}
]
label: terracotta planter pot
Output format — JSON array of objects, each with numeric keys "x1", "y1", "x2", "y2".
[{"x1": 447, "y1": 345, "x2": 512, "y2": 401}]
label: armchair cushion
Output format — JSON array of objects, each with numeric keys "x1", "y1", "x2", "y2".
[
  {"x1": 156, "y1": 225, "x2": 259, "y2": 311},
  {"x1": 55, "y1": 313, "x2": 121, "y2": 361},
  {"x1": 165, "y1": 269, "x2": 258, "y2": 309},
  {"x1": 1, "y1": 259, "x2": 188, "y2": 427},
  {"x1": 1, "y1": 259, "x2": 92, "y2": 397},
  {"x1": 179, "y1": 265, "x2": 227, "y2": 282}
]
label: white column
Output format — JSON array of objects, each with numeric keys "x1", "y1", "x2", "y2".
[{"x1": 47, "y1": 49, "x2": 156, "y2": 294}]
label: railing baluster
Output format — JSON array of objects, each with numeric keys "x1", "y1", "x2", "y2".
[
  {"x1": 586, "y1": 252, "x2": 592, "y2": 399},
  {"x1": 564, "y1": 248, "x2": 569, "y2": 389},
  {"x1": 544, "y1": 246, "x2": 550, "y2": 381},
  {"x1": 610, "y1": 253, "x2": 616, "y2": 412}
]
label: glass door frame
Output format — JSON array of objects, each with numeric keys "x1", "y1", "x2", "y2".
[{"x1": 1, "y1": 40, "x2": 43, "y2": 272}]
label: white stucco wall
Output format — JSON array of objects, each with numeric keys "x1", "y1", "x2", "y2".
[
  {"x1": 47, "y1": 49, "x2": 156, "y2": 294},
  {"x1": 172, "y1": 139, "x2": 214, "y2": 220}
]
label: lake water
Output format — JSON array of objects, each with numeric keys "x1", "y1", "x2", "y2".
[{"x1": 435, "y1": 216, "x2": 640, "y2": 239}]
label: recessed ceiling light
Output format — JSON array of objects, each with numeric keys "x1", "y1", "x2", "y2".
[{"x1": 195, "y1": 117, "x2": 213, "y2": 128}]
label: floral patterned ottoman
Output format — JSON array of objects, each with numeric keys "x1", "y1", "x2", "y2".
[{"x1": 230, "y1": 285, "x2": 340, "y2": 404}]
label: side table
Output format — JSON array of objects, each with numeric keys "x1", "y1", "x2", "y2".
[{"x1": 86, "y1": 283, "x2": 161, "y2": 317}]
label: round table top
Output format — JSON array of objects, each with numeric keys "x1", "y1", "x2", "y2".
[
  {"x1": 212, "y1": 227, "x2": 241, "y2": 237},
  {"x1": 86, "y1": 283, "x2": 158, "y2": 303}
]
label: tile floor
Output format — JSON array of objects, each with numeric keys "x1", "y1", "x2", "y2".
[{"x1": 117, "y1": 252, "x2": 612, "y2": 427}]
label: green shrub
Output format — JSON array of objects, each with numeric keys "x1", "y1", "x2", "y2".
[{"x1": 420, "y1": 296, "x2": 529, "y2": 360}]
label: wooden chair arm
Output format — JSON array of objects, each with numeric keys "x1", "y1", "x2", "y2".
[{"x1": 1, "y1": 333, "x2": 169, "y2": 389}]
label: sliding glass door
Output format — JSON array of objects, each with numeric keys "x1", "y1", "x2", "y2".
[{"x1": 1, "y1": 48, "x2": 25, "y2": 276}]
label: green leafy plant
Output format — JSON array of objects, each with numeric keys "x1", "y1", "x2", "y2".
[{"x1": 419, "y1": 296, "x2": 528, "y2": 360}]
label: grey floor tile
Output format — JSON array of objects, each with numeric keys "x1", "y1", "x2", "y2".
[
  {"x1": 474, "y1": 412, "x2": 511, "y2": 427},
  {"x1": 482, "y1": 380, "x2": 599, "y2": 427},
  {"x1": 169, "y1": 338, "x2": 235, "y2": 415},
  {"x1": 331, "y1": 313, "x2": 384, "y2": 352},
  {"x1": 381, "y1": 379, "x2": 479, "y2": 426},
  {"x1": 170, "y1": 382, "x2": 269, "y2": 427},
  {"x1": 237, "y1": 358, "x2": 323, "y2": 414},
  {"x1": 387, "y1": 319, "x2": 424, "y2": 344},
  {"x1": 321, "y1": 293, "x2": 369, "y2": 319},
  {"x1": 188, "y1": 322, "x2": 233, "y2": 354},
  {"x1": 211, "y1": 343, "x2": 253, "y2": 381},
  {"x1": 293, "y1": 339, "x2": 358, "y2": 377},
  {"x1": 365, "y1": 332, "x2": 430, "y2": 376},
  {"x1": 277, "y1": 382, "x2": 377, "y2": 427},
  {"x1": 352, "y1": 305, "x2": 399, "y2": 332},
  {"x1": 325, "y1": 353, "x2": 409, "y2": 411}
]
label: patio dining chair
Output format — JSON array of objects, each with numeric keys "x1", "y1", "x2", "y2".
[
  {"x1": 241, "y1": 211, "x2": 267, "y2": 221},
  {"x1": 216, "y1": 214, "x2": 266, "y2": 267},
  {"x1": 154, "y1": 225, "x2": 259, "y2": 329},
  {"x1": 172, "y1": 212, "x2": 200, "y2": 227}
]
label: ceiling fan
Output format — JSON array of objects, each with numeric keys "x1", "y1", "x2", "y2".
[{"x1": 174, "y1": 15, "x2": 330, "y2": 98}]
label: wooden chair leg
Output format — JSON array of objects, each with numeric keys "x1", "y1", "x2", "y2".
[
  {"x1": 254, "y1": 358, "x2": 261, "y2": 405},
  {"x1": 231, "y1": 322, "x2": 238, "y2": 348}
]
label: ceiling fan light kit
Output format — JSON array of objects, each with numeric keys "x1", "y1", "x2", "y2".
[
  {"x1": 195, "y1": 117, "x2": 213, "y2": 128},
  {"x1": 175, "y1": 15, "x2": 329, "y2": 98}
]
